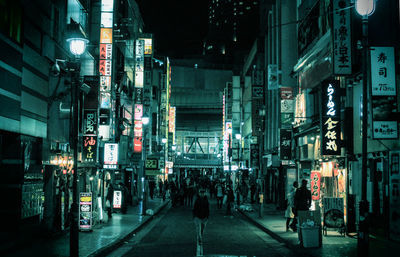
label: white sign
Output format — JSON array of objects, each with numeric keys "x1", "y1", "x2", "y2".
[
  {"x1": 371, "y1": 47, "x2": 396, "y2": 96},
  {"x1": 104, "y1": 143, "x2": 118, "y2": 164},
  {"x1": 333, "y1": 0, "x2": 352, "y2": 75},
  {"x1": 113, "y1": 190, "x2": 122, "y2": 208},
  {"x1": 373, "y1": 121, "x2": 398, "y2": 139}
]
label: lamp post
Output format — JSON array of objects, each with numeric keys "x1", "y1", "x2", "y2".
[
  {"x1": 355, "y1": 1, "x2": 375, "y2": 256},
  {"x1": 66, "y1": 21, "x2": 88, "y2": 257},
  {"x1": 141, "y1": 116, "x2": 150, "y2": 215}
]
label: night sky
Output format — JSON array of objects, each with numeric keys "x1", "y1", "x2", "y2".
[{"x1": 136, "y1": 0, "x2": 209, "y2": 59}]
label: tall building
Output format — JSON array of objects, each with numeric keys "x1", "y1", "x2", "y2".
[{"x1": 204, "y1": 0, "x2": 260, "y2": 68}]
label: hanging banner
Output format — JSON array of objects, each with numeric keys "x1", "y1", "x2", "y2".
[
  {"x1": 332, "y1": 0, "x2": 352, "y2": 75},
  {"x1": 321, "y1": 79, "x2": 341, "y2": 156},
  {"x1": 280, "y1": 128, "x2": 292, "y2": 161},
  {"x1": 310, "y1": 171, "x2": 321, "y2": 200},
  {"x1": 79, "y1": 192, "x2": 92, "y2": 230},
  {"x1": 370, "y1": 47, "x2": 398, "y2": 139},
  {"x1": 370, "y1": 47, "x2": 396, "y2": 96}
]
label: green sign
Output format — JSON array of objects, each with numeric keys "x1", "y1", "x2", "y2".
[
  {"x1": 145, "y1": 158, "x2": 158, "y2": 169},
  {"x1": 146, "y1": 169, "x2": 163, "y2": 176}
]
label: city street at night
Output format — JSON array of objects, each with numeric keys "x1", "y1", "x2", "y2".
[{"x1": 1, "y1": 0, "x2": 400, "y2": 257}]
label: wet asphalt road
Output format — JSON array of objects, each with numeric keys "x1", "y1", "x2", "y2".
[{"x1": 107, "y1": 197, "x2": 297, "y2": 257}]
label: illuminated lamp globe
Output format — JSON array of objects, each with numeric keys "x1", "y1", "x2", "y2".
[
  {"x1": 142, "y1": 116, "x2": 150, "y2": 125},
  {"x1": 355, "y1": 0, "x2": 376, "y2": 16},
  {"x1": 67, "y1": 37, "x2": 89, "y2": 56}
]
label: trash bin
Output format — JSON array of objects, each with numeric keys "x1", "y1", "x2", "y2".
[{"x1": 300, "y1": 226, "x2": 320, "y2": 248}]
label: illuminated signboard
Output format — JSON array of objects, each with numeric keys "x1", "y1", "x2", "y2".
[
  {"x1": 311, "y1": 171, "x2": 321, "y2": 200},
  {"x1": 100, "y1": 76, "x2": 111, "y2": 91},
  {"x1": 100, "y1": 28, "x2": 113, "y2": 43},
  {"x1": 370, "y1": 47, "x2": 398, "y2": 139},
  {"x1": 79, "y1": 192, "x2": 92, "y2": 230},
  {"x1": 169, "y1": 106, "x2": 176, "y2": 133},
  {"x1": 321, "y1": 79, "x2": 341, "y2": 156},
  {"x1": 113, "y1": 190, "x2": 122, "y2": 208},
  {"x1": 99, "y1": 0, "x2": 113, "y2": 141},
  {"x1": 134, "y1": 137, "x2": 142, "y2": 152},
  {"x1": 104, "y1": 143, "x2": 118, "y2": 165},
  {"x1": 83, "y1": 110, "x2": 97, "y2": 135},
  {"x1": 82, "y1": 136, "x2": 97, "y2": 162},
  {"x1": 134, "y1": 104, "x2": 143, "y2": 120}
]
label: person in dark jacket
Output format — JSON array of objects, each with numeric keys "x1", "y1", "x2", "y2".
[
  {"x1": 192, "y1": 188, "x2": 209, "y2": 245},
  {"x1": 292, "y1": 179, "x2": 311, "y2": 231},
  {"x1": 225, "y1": 185, "x2": 235, "y2": 216}
]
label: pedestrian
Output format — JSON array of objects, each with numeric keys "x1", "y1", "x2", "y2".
[
  {"x1": 292, "y1": 179, "x2": 311, "y2": 231},
  {"x1": 285, "y1": 181, "x2": 298, "y2": 231},
  {"x1": 192, "y1": 188, "x2": 209, "y2": 245},
  {"x1": 106, "y1": 183, "x2": 114, "y2": 219},
  {"x1": 250, "y1": 181, "x2": 256, "y2": 203},
  {"x1": 216, "y1": 182, "x2": 224, "y2": 209},
  {"x1": 149, "y1": 180, "x2": 156, "y2": 200},
  {"x1": 225, "y1": 185, "x2": 235, "y2": 216}
]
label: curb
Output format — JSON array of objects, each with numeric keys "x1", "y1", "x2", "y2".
[
  {"x1": 88, "y1": 200, "x2": 170, "y2": 257},
  {"x1": 237, "y1": 209, "x2": 313, "y2": 257}
]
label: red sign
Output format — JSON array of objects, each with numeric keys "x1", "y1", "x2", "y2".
[
  {"x1": 280, "y1": 87, "x2": 293, "y2": 100},
  {"x1": 311, "y1": 171, "x2": 321, "y2": 200},
  {"x1": 134, "y1": 137, "x2": 142, "y2": 153}
]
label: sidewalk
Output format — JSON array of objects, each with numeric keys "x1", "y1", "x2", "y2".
[
  {"x1": 4, "y1": 197, "x2": 169, "y2": 257},
  {"x1": 237, "y1": 202, "x2": 400, "y2": 257}
]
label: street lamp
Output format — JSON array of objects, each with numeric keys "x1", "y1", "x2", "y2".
[
  {"x1": 66, "y1": 20, "x2": 88, "y2": 257},
  {"x1": 355, "y1": 1, "x2": 375, "y2": 256}
]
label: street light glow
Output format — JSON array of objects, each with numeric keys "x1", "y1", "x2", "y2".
[
  {"x1": 355, "y1": 0, "x2": 376, "y2": 16},
  {"x1": 142, "y1": 116, "x2": 150, "y2": 125},
  {"x1": 67, "y1": 38, "x2": 89, "y2": 56}
]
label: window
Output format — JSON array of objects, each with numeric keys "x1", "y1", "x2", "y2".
[{"x1": 0, "y1": 0, "x2": 22, "y2": 44}]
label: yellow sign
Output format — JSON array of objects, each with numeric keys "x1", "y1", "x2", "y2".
[{"x1": 100, "y1": 28, "x2": 113, "y2": 43}]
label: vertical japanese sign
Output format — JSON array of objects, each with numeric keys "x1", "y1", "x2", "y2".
[
  {"x1": 252, "y1": 86, "x2": 264, "y2": 136},
  {"x1": 280, "y1": 87, "x2": 294, "y2": 127},
  {"x1": 104, "y1": 143, "x2": 118, "y2": 169},
  {"x1": 82, "y1": 136, "x2": 97, "y2": 162},
  {"x1": 99, "y1": 0, "x2": 114, "y2": 140},
  {"x1": 113, "y1": 190, "x2": 122, "y2": 209},
  {"x1": 389, "y1": 151, "x2": 400, "y2": 241},
  {"x1": 169, "y1": 106, "x2": 176, "y2": 144},
  {"x1": 310, "y1": 171, "x2": 321, "y2": 200},
  {"x1": 370, "y1": 47, "x2": 398, "y2": 139},
  {"x1": 333, "y1": 0, "x2": 352, "y2": 75},
  {"x1": 79, "y1": 192, "x2": 92, "y2": 230},
  {"x1": 134, "y1": 39, "x2": 144, "y2": 153},
  {"x1": 279, "y1": 128, "x2": 292, "y2": 161},
  {"x1": 321, "y1": 80, "x2": 341, "y2": 156}
]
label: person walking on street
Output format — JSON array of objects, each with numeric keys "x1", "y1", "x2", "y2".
[
  {"x1": 292, "y1": 179, "x2": 311, "y2": 231},
  {"x1": 285, "y1": 181, "x2": 298, "y2": 231},
  {"x1": 216, "y1": 182, "x2": 224, "y2": 209},
  {"x1": 192, "y1": 188, "x2": 209, "y2": 245},
  {"x1": 225, "y1": 185, "x2": 235, "y2": 216}
]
